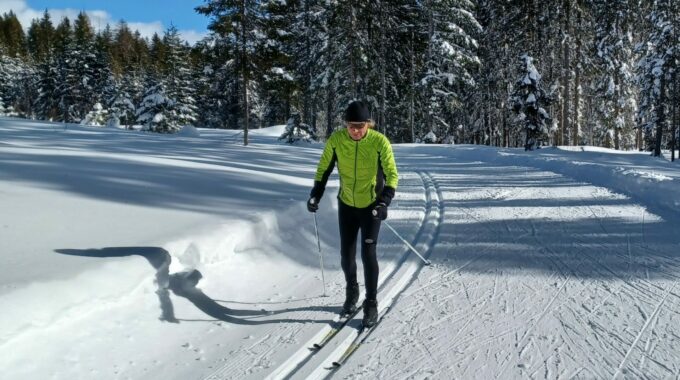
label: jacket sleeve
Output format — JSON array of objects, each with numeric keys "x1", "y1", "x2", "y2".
[
  {"x1": 378, "y1": 136, "x2": 398, "y2": 206},
  {"x1": 310, "y1": 133, "x2": 337, "y2": 200}
]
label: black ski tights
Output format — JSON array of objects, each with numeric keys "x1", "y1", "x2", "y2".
[{"x1": 338, "y1": 201, "x2": 381, "y2": 301}]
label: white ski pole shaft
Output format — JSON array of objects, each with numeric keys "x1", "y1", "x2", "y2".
[
  {"x1": 383, "y1": 221, "x2": 431, "y2": 266},
  {"x1": 311, "y1": 201, "x2": 327, "y2": 296}
]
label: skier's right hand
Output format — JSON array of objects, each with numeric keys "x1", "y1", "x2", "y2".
[{"x1": 307, "y1": 197, "x2": 319, "y2": 213}]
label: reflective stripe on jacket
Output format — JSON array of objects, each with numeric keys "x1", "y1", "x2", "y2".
[{"x1": 314, "y1": 128, "x2": 398, "y2": 208}]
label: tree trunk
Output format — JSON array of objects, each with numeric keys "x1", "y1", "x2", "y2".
[
  {"x1": 425, "y1": 0, "x2": 434, "y2": 134},
  {"x1": 654, "y1": 74, "x2": 665, "y2": 157},
  {"x1": 614, "y1": 73, "x2": 620, "y2": 150},
  {"x1": 409, "y1": 28, "x2": 415, "y2": 142},
  {"x1": 326, "y1": 85, "x2": 334, "y2": 138},
  {"x1": 378, "y1": 9, "x2": 387, "y2": 135},
  {"x1": 241, "y1": 0, "x2": 249, "y2": 146},
  {"x1": 302, "y1": 0, "x2": 311, "y2": 127},
  {"x1": 672, "y1": 69, "x2": 677, "y2": 161},
  {"x1": 561, "y1": 0, "x2": 571, "y2": 146},
  {"x1": 572, "y1": 4, "x2": 581, "y2": 146}
]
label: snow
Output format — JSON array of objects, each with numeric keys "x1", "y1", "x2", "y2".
[
  {"x1": 177, "y1": 125, "x2": 201, "y2": 137},
  {"x1": 1, "y1": 117, "x2": 680, "y2": 379}
]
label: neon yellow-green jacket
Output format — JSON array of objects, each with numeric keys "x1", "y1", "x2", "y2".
[{"x1": 311, "y1": 128, "x2": 398, "y2": 208}]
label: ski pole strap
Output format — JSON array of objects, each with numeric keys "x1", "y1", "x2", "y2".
[{"x1": 384, "y1": 222, "x2": 431, "y2": 265}]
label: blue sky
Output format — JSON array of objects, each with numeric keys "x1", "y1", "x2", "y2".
[{"x1": 0, "y1": 0, "x2": 209, "y2": 44}]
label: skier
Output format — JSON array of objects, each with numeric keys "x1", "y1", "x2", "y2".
[{"x1": 307, "y1": 100, "x2": 398, "y2": 328}]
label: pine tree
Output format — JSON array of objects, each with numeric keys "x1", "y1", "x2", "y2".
[
  {"x1": 136, "y1": 76, "x2": 181, "y2": 133},
  {"x1": 27, "y1": 11, "x2": 55, "y2": 64},
  {"x1": 81, "y1": 102, "x2": 109, "y2": 126},
  {"x1": 53, "y1": 17, "x2": 72, "y2": 57},
  {"x1": 35, "y1": 55, "x2": 60, "y2": 120},
  {"x1": 259, "y1": 0, "x2": 297, "y2": 127},
  {"x1": 162, "y1": 26, "x2": 198, "y2": 127},
  {"x1": 510, "y1": 54, "x2": 553, "y2": 150},
  {"x1": 637, "y1": 0, "x2": 677, "y2": 156},
  {"x1": 54, "y1": 12, "x2": 110, "y2": 123},
  {"x1": 105, "y1": 75, "x2": 136, "y2": 128},
  {"x1": 278, "y1": 111, "x2": 318, "y2": 143},
  {"x1": 197, "y1": 0, "x2": 275, "y2": 145},
  {"x1": 418, "y1": 0, "x2": 481, "y2": 140},
  {"x1": 1, "y1": 11, "x2": 28, "y2": 58},
  {"x1": 593, "y1": 0, "x2": 637, "y2": 149},
  {"x1": 193, "y1": 36, "x2": 241, "y2": 129},
  {"x1": 0, "y1": 51, "x2": 23, "y2": 115}
]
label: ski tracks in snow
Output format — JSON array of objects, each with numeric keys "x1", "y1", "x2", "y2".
[
  {"x1": 333, "y1": 162, "x2": 680, "y2": 379},
  {"x1": 203, "y1": 161, "x2": 680, "y2": 379},
  {"x1": 203, "y1": 169, "x2": 442, "y2": 379}
]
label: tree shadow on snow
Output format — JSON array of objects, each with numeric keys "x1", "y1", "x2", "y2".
[{"x1": 55, "y1": 247, "x2": 335, "y2": 325}]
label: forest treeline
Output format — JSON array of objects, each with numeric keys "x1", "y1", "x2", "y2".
[{"x1": 0, "y1": 1, "x2": 677, "y2": 155}]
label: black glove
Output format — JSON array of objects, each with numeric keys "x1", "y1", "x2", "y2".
[
  {"x1": 307, "y1": 197, "x2": 319, "y2": 213},
  {"x1": 372, "y1": 202, "x2": 388, "y2": 220},
  {"x1": 378, "y1": 186, "x2": 395, "y2": 206}
]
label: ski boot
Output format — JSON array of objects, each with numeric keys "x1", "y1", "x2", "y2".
[
  {"x1": 362, "y1": 299, "x2": 378, "y2": 328},
  {"x1": 342, "y1": 283, "x2": 359, "y2": 315}
]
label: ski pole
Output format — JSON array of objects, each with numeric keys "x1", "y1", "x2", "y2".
[
  {"x1": 382, "y1": 221, "x2": 431, "y2": 266},
  {"x1": 311, "y1": 200, "x2": 328, "y2": 296}
]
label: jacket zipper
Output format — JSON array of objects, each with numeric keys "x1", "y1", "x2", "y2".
[{"x1": 352, "y1": 140, "x2": 358, "y2": 207}]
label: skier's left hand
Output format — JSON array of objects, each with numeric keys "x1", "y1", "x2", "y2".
[
  {"x1": 372, "y1": 202, "x2": 388, "y2": 220},
  {"x1": 307, "y1": 197, "x2": 319, "y2": 213}
]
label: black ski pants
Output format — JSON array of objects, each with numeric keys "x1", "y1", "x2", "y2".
[{"x1": 338, "y1": 200, "x2": 381, "y2": 301}]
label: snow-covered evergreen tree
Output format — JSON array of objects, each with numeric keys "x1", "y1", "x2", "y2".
[
  {"x1": 510, "y1": 54, "x2": 553, "y2": 150},
  {"x1": 81, "y1": 102, "x2": 109, "y2": 126},
  {"x1": 258, "y1": 0, "x2": 297, "y2": 127},
  {"x1": 197, "y1": 0, "x2": 270, "y2": 145},
  {"x1": 105, "y1": 75, "x2": 136, "y2": 128},
  {"x1": 418, "y1": 0, "x2": 481, "y2": 138},
  {"x1": 162, "y1": 26, "x2": 197, "y2": 127},
  {"x1": 194, "y1": 37, "x2": 240, "y2": 129},
  {"x1": 0, "y1": 51, "x2": 23, "y2": 116},
  {"x1": 52, "y1": 13, "x2": 111, "y2": 123},
  {"x1": 35, "y1": 54, "x2": 60, "y2": 120},
  {"x1": 278, "y1": 112, "x2": 318, "y2": 143},
  {"x1": 136, "y1": 79, "x2": 180, "y2": 133},
  {"x1": 636, "y1": 0, "x2": 677, "y2": 156},
  {"x1": 593, "y1": 0, "x2": 637, "y2": 149}
]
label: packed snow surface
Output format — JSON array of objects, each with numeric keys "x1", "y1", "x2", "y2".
[{"x1": 1, "y1": 117, "x2": 680, "y2": 379}]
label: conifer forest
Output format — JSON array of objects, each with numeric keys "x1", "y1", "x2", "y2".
[{"x1": 0, "y1": 1, "x2": 678, "y2": 155}]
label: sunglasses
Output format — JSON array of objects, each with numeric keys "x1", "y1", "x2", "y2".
[{"x1": 347, "y1": 122, "x2": 367, "y2": 130}]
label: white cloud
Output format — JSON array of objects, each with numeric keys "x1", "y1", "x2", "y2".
[
  {"x1": 178, "y1": 29, "x2": 208, "y2": 45},
  {"x1": 0, "y1": 0, "x2": 206, "y2": 45}
]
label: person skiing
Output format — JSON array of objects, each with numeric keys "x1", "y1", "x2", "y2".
[{"x1": 307, "y1": 100, "x2": 398, "y2": 328}]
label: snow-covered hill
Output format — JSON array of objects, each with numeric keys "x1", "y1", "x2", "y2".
[{"x1": 1, "y1": 117, "x2": 679, "y2": 379}]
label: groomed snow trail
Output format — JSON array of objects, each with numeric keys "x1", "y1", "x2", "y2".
[
  {"x1": 202, "y1": 169, "x2": 440, "y2": 380},
  {"x1": 273, "y1": 170, "x2": 443, "y2": 380},
  {"x1": 3, "y1": 119, "x2": 680, "y2": 380},
  {"x1": 332, "y1": 158, "x2": 680, "y2": 380}
]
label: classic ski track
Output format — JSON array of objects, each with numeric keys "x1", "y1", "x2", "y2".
[
  {"x1": 494, "y1": 180, "x2": 680, "y2": 379},
  {"x1": 387, "y1": 167, "x2": 674, "y2": 379},
  {"x1": 203, "y1": 171, "x2": 431, "y2": 380},
  {"x1": 612, "y1": 282, "x2": 677, "y2": 379},
  {"x1": 315, "y1": 170, "x2": 444, "y2": 378},
  {"x1": 255, "y1": 170, "x2": 438, "y2": 380},
  {"x1": 572, "y1": 196, "x2": 680, "y2": 378}
]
